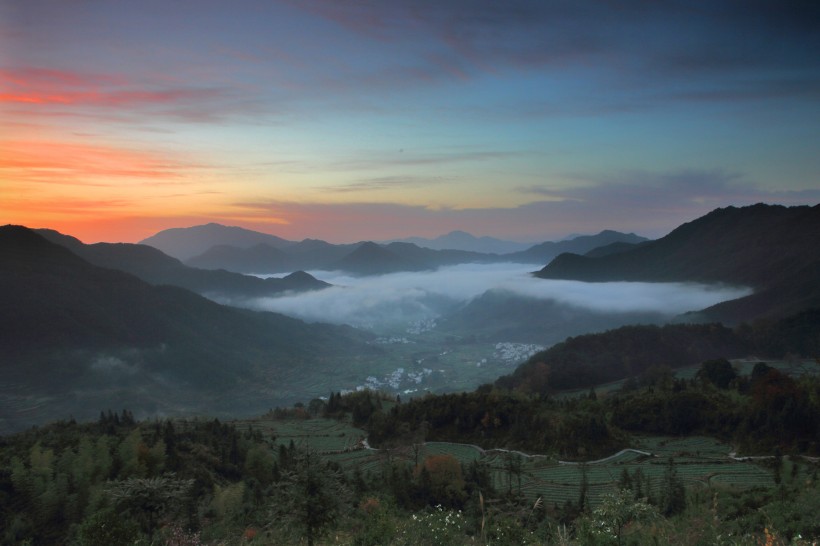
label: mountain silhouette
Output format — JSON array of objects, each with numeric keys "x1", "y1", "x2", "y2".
[
  {"x1": 506, "y1": 230, "x2": 648, "y2": 264},
  {"x1": 332, "y1": 241, "x2": 429, "y2": 275},
  {"x1": 537, "y1": 204, "x2": 820, "y2": 323},
  {"x1": 0, "y1": 225, "x2": 364, "y2": 430},
  {"x1": 36, "y1": 229, "x2": 329, "y2": 299},
  {"x1": 140, "y1": 223, "x2": 293, "y2": 261}
]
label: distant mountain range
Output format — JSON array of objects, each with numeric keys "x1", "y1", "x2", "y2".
[
  {"x1": 3, "y1": 204, "x2": 818, "y2": 433},
  {"x1": 384, "y1": 230, "x2": 533, "y2": 254},
  {"x1": 140, "y1": 225, "x2": 646, "y2": 275},
  {"x1": 537, "y1": 203, "x2": 820, "y2": 324}
]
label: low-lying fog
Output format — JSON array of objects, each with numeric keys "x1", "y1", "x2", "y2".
[{"x1": 243, "y1": 264, "x2": 751, "y2": 331}]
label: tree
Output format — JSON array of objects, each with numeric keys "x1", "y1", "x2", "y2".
[
  {"x1": 106, "y1": 474, "x2": 194, "y2": 534},
  {"x1": 585, "y1": 488, "x2": 659, "y2": 546},
  {"x1": 417, "y1": 454, "x2": 466, "y2": 507},
  {"x1": 697, "y1": 358, "x2": 736, "y2": 389},
  {"x1": 271, "y1": 448, "x2": 350, "y2": 546},
  {"x1": 578, "y1": 463, "x2": 589, "y2": 513},
  {"x1": 659, "y1": 458, "x2": 686, "y2": 516}
]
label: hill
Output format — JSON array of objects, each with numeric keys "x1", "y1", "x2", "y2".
[
  {"x1": 495, "y1": 323, "x2": 749, "y2": 395},
  {"x1": 495, "y1": 306, "x2": 820, "y2": 396},
  {"x1": 139, "y1": 223, "x2": 293, "y2": 261},
  {"x1": 331, "y1": 241, "x2": 429, "y2": 275},
  {"x1": 35, "y1": 229, "x2": 329, "y2": 299},
  {"x1": 506, "y1": 230, "x2": 648, "y2": 264},
  {"x1": 185, "y1": 239, "x2": 359, "y2": 273},
  {"x1": 438, "y1": 289, "x2": 667, "y2": 344},
  {"x1": 186, "y1": 242, "x2": 292, "y2": 274},
  {"x1": 386, "y1": 230, "x2": 531, "y2": 253},
  {"x1": 537, "y1": 204, "x2": 820, "y2": 323},
  {"x1": 0, "y1": 225, "x2": 364, "y2": 432}
]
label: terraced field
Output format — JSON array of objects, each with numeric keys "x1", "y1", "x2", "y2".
[
  {"x1": 243, "y1": 417, "x2": 778, "y2": 508},
  {"x1": 242, "y1": 417, "x2": 367, "y2": 453}
]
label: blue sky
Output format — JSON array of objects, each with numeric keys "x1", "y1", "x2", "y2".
[{"x1": 1, "y1": 0, "x2": 818, "y2": 242}]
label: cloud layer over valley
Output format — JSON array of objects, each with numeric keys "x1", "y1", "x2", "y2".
[{"x1": 242, "y1": 264, "x2": 752, "y2": 331}]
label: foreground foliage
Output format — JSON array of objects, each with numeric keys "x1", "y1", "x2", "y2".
[{"x1": 1, "y1": 367, "x2": 819, "y2": 545}]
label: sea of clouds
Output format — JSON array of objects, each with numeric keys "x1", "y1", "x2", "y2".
[{"x1": 244, "y1": 264, "x2": 751, "y2": 330}]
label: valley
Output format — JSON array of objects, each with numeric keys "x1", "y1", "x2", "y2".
[{"x1": 2, "y1": 204, "x2": 819, "y2": 544}]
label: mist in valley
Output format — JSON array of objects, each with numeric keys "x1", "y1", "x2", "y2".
[{"x1": 239, "y1": 263, "x2": 752, "y2": 336}]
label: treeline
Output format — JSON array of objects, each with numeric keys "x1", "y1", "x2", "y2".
[
  {"x1": 365, "y1": 391, "x2": 622, "y2": 460},
  {"x1": 496, "y1": 308, "x2": 820, "y2": 395},
  {"x1": 363, "y1": 361, "x2": 820, "y2": 457}
]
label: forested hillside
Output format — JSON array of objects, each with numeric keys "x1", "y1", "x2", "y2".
[
  {"x1": 0, "y1": 225, "x2": 369, "y2": 430},
  {"x1": 495, "y1": 308, "x2": 820, "y2": 396}
]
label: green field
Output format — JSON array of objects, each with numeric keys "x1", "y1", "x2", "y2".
[{"x1": 247, "y1": 417, "x2": 777, "y2": 508}]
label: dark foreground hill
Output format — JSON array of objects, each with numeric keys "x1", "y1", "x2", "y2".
[
  {"x1": 36, "y1": 229, "x2": 330, "y2": 299},
  {"x1": 537, "y1": 204, "x2": 820, "y2": 323},
  {"x1": 496, "y1": 307, "x2": 820, "y2": 396},
  {"x1": 0, "y1": 225, "x2": 366, "y2": 432}
]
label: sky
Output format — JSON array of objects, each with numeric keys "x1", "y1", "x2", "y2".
[{"x1": 1, "y1": 0, "x2": 819, "y2": 243}]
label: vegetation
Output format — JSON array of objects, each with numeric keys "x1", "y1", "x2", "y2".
[
  {"x1": 2, "y1": 357, "x2": 818, "y2": 544},
  {"x1": 496, "y1": 309, "x2": 820, "y2": 397}
]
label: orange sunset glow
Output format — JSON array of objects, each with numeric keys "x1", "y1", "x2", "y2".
[{"x1": 1, "y1": 1, "x2": 817, "y2": 243}]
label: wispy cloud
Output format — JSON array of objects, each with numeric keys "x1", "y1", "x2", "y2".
[
  {"x1": 317, "y1": 175, "x2": 453, "y2": 193},
  {"x1": 292, "y1": 0, "x2": 820, "y2": 107},
  {"x1": 0, "y1": 139, "x2": 203, "y2": 184},
  {"x1": 230, "y1": 169, "x2": 820, "y2": 242},
  {"x1": 0, "y1": 67, "x2": 242, "y2": 123}
]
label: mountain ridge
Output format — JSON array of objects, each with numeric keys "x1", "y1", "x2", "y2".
[
  {"x1": 0, "y1": 225, "x2": 366, "y2": 431},
  {"x1": 144, "y1": 224, "x2": 646, "y2": 274},
  {"x1": 36, "y1": 229, "x2": 329, "y2": 299},
  {"x1": 536, "y1": 204, "x2": 820, "y2": 323}
]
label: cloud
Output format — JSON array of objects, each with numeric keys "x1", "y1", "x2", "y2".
[
  {"x1": 291, "y1": 0, "x2": 820, "y2": 107},
  {"x1": 229, "y1": 168, "x2": 820, "y2": 242},
  {"x1": 242, "y1": 263, "x2": 750, "y2": 329},
  {"x1": 497, "y1": 278, "x2": 752, "y2": 315},
  {"x1": 0, "y1": 139, "x2": 203, "y2": 184},
  {"x1": 518, "y1": 169, "x2": 820, "y2": 212},
  {"x1": 317, "y1": 175, "x2": 453, "y2": 193},
  {"x1": 0, "y1": 66, "x2": 242, "y2": 123}
]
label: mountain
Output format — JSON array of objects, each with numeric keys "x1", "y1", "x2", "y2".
[
  {"x1": 141, "y1": 224, "x2": 650, "y2": 275},
  {"x1": 186, "y1": 239, "x2": 359, "y2": 274},
  {"x1": 35, "y1": 229, "x2": 329, "y2": 299},
  {"x1": 506, "y1": 230, "x2": 649, "y2": 264},
  {"x1": 387, "y1": 230, "x2": 531, "y2": 254},
  {"x1": 584, "y1": 241, "x2": 644, "y2": 258},
  {"x1": 331, "y1": 241, "x2": 429, "y2": 275},
  {"x1": 140, "y1": 223, "x2": 293, "y2": 261},
  {"x1": 0, "y1": 225, "x2": 364, "y2": 432},
  {"x1": 186, "y1": 243, "x2": 292, "y2": 274},
  {"x1": 184, "y1": 239, "x2": 496, "y2": 274},
  {"x1": 536, "y1": 204, "x2": 820, "y2": 323},
  {"x1": 438, "y1": 289, "x2": 667, "y2": 344},
  {"x1": 383, "y1": 242, "x2": 496, "y2": 267}
]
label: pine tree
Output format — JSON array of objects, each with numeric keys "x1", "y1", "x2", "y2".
[{"x1": 660, "y1": 457, "x2": 685, "y2": 516}]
